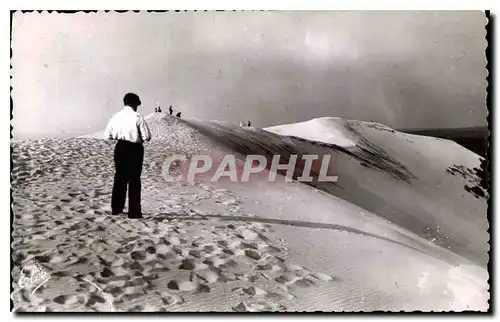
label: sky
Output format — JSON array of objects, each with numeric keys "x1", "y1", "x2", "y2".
[{"x1": 11, "y1": 11, "x2": 487, "y2": 139}]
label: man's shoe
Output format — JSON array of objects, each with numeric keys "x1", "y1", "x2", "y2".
[
  {"x1": 128, "y1": 213, "x2": 143, "y2": 219},
  {"x1": 111, "y1": 210, "x2": 123, "y2": 216}
]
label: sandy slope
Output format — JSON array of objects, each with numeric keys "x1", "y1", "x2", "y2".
[
  {"x1": 11, "y1": 114, "x2": 489, "y2": 312},
  {"x1": 185, "y1": 117, "x2": 488, "y2": 266},
  {"x1": 265, "y1": 118, "x2": 489, "y2": 265}
]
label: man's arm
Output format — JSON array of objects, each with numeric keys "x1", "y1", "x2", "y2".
[
  {"x1": 138, "y1": 116, "x2": 151, "y2": 142},
  {"x1": 104, "y1": 118, "x2": 115, "y2": 140}
]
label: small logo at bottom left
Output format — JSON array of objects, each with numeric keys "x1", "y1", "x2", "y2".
[{"x1": 17, "y1": 261, "x2": 51, "y2": 295}]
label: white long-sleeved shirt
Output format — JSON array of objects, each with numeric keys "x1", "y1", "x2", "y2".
[{"x1": 104, "y1": 106, "x2": 152, "y2": 143}]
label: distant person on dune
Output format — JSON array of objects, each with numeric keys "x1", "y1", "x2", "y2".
[
  {"x1": 247, "y1": 121, "x2": 251, "y2": 127},
  {"x1": 169, "y1": 106, "x2": 173, "y2": 115},
  {"x1": 176, "y1": 112, "x2": 182, "y2": 118},
  {"x1": 157, "y1": 106, "x2": 162, "y2": 113},
  {"x1": 104, "y1": 93, "x2": 151, "y2": 219}
]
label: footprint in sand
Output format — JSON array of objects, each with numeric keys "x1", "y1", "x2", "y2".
[
  {"x1": 193, "y1": 270, "x2": 220, "y2": 284},
  {"x1": 130, "y1": 250, "x2": 147, "y2": 261},
  {"x1": 159, "y1": 291, "x2": 184, "y2": 306},
  {"x1": 52, "y1": 294, "x2": 86, "y2": 306},
  {"x1": 232, "y1": 286, "x2": 267, "y2": 296},
  {"x1": 232, "y1": 301, "x2": 286, "y2": 312},
  {"x1": 256, "y1": 263, "x2": 283, "y2": 272},
  {"x1": 288, "y1": 277, "x2": 317, "y2": 290},
  {"x1": 311, "y1": 272, "x2": 335, "y2": 282},
  {"x1": 274, "y1": 272, "x2": 302, "y2": 285},
  {"x1": 244, "y1": 249, "x2": 262, "y2": 260},
  {"x1": 232, "y1": 286, "x2": 294, "y2": 301},
  {"x1": 179, "y1": 258, "x2": 209, "y2": 271},
  {"x1": 203, "y1": 256, "x2": 238, "y2": 269},
  {"x1": 167, "y1": 280, "x2": 210, "y2": 293}
]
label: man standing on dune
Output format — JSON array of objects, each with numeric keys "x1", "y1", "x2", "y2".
[{"x1": 104, "y1": 93, "x2": 151, "y2": 219}]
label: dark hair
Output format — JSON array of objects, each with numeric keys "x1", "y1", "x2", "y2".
[{"x1": 123, "y1": 93, "x2": 141, "y2": 107}]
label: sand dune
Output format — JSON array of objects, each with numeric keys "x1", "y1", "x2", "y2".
[
  {"x1": 183, "y1": 117, "x2": 488, "y2": 266},
  {"x1": 11, "y1": 114, "x2": 489, "y2": 312}
]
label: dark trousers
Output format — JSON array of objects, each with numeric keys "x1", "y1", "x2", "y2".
[{"x1": 111, "y1": 140, "x2": 144, "y2": 216}]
